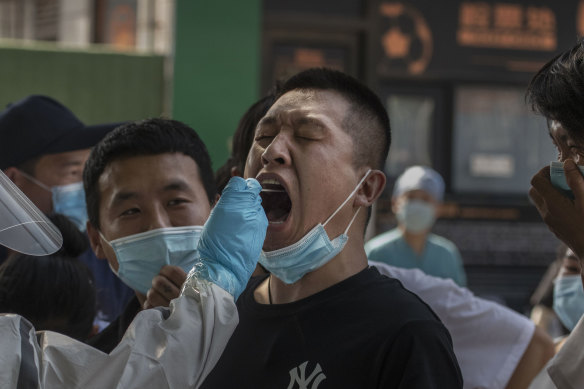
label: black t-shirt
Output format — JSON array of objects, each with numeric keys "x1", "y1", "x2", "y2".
[
  {"x1": 85, "y1": 295, "x2": 141, "y2": 353},
  {"x1": 201, "y1": 267, "x2": 463, "y2": 388}
]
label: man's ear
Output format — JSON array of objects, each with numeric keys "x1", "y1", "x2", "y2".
[
  {"x1": 230, "y1": 166, "x2": 243, "y2": 177},
  {"x1": 87, "y1": 222, "x2": 107, "y2": 260},
  {"x1": 354, "y1": 170, "x2": 386, "y2": 208},
  {"x1": 391, "y1": 197, "x2": 398, "y2": 214}
]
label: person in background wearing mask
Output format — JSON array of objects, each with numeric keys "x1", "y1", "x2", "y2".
[
  {"x1": 201, "y1": 68, "x2": 463, "y2": 388},
  {"x1": 552, "y1": 245, "x2": 584, "y2": 347},
  {"x1": 527, "y1": 38, "x2": 584, "y2": 387},
  {"x1": 0, "y1": 95, "x2": 133, "y2": 327},
  {"x1": 82, "y1": 118, "x2": 218, "y2": 353},
  {"x1": 366, "y1": 165, "x2": 467, "y2": 286},
  {"x1": 527, "y1": 244, "x2": 582, "y2": 389}
]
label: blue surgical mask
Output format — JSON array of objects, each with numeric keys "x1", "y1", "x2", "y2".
[
  {"x1": 52, "y1": 182, "x2": 88, "y2": 232},
  {"x1": 554, "y1": 274, "x2": 584, "y2": 331},
  {"x1": 101, "y1": 226, "x2": 203, "y2": 295},
  {"x1": 396, "y1": 199, "x2": 436, "y2": 233},
  {"x1": 259, "y1": 170, "x2": 371, "y2": 284},
  {"x1": 19, "y1": 171, "x2": 88, "y2": 231}
]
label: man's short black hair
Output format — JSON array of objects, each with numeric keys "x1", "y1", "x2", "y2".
[
  {"x1": 527, "y1": 39, "x2": 584, "y2": 139},
  {"x1": 84, "y1": 118, "x2": 216, "y2": 229},
  {"x1": 278, "y1": 68, "x2": 391, "y2": 170}
]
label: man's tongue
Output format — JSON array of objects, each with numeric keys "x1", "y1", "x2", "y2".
[{"x1": 260, "y1": 184, "x2": 292, "y2": 223}]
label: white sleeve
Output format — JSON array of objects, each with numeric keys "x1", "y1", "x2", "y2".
[
  {"x1": 548, "y1": 315, "x2": 584, "y2": 389},
  {"x1": 0, "y1": 277, "x2": 238, "y2": 389},
  {"x1": 370, "y1": 261, "x2": 534, "y2": 389}
]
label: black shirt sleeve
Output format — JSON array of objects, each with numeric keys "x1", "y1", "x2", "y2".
[{"x1": 378, "y1": 319, "x2": 463, "y2": 388}]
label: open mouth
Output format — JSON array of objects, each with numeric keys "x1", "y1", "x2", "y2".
[{"x1": 260, "y1": 178, "x2": 292, "y2": 224}]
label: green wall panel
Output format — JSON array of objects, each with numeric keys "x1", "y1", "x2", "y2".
[
  {"x1": 0, "y1": 43, "x2": 165, "y2": 125},
  {"x1": 172, "y1": 0, "x2": 262, "y2": 170}
]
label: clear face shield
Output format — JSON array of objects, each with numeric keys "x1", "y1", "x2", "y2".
[{"x1": 0, "y1": 169, "x2": 62, "y2": 255}]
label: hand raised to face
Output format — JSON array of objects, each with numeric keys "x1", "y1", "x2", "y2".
[{"x1": 530, "y1": 159, "x2": 584, "y2": 263}]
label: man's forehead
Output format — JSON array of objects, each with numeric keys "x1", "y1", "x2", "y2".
[
  {"x1": 262, "y1": 89, "x2": 349, "y2": 125},
  {"x1": 42, "y1": 149, "x2": 90, "y2": 165},
  {"x1": 98, "y1": 154, "x2": 201, "y2": 193}
]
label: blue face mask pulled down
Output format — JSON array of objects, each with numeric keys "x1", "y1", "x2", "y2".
[
  {"x1": 259, "y1": 170, "x2": 371, "y2": 284},
  {"x1": 554, "y1": 274, "x2": 584, "y2": 331},
  {"x1": 101, "y1": 226, "x2": 203, "y2": 295}
]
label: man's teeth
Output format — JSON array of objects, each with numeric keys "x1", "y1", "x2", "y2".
[{"x1": 261, "y1": 178, "x2": 286, "y2": 192}]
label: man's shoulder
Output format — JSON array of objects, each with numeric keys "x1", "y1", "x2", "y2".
[
  {"x1": 365, "y1": 229, "x2": 402, "y2": 254},
  {"x1": 427, "y1": 233, "x2": 459, "y2": 253},
  {"x1": 349, "y1": 268, "x2": 444, "y2": 327}
]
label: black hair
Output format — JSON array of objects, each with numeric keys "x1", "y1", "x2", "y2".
[
  {"x1": 84, "y1": 118, "x2": 216, "y2": 228},
  {"x1": 0, "y1": 214, "x2": 96, "y2": 341},
  {"x1": 215, "y1": 93, "x2": 277, "y2": 193},
  {"x1": 278, "y1": 68, "x2": 391, "y2": 170},
  {"x1": 527, "y1": 39, "x2": 584, "y2": 140}
]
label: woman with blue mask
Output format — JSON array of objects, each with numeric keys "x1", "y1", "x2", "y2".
[{"x1": 366, "y1": 166, "x2": 467, "y2": 286}]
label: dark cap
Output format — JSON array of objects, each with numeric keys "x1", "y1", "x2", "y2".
[{"x1": 0, "y1": 95, "x2": 123, "y2": 170}]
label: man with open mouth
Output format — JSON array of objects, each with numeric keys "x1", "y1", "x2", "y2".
[{"x1": 201, "y1": 68, "x2": 463, "y2": 388}]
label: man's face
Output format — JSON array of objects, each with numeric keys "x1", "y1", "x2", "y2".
[
  {"x1": 87, "y1": 153, "x2": 211, "y2": 271},
  {"x1": 18, "y1": 149, "x2": 90, "y2": 213},
  {"x1": 244, "y1": 89, "x2": 365, "y2": 251},
  {"x1": 549, "y1": 120, "x2": 584, "y2": 165}
]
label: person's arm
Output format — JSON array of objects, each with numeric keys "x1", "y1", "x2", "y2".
[
  {"x1": 452, "y1": 246, "x2": 467, "y2": 287},
  {"x1": 1, "y1": 277, "x2": 237, "y2": 388},
  {"x1": 504, "y1": 325, "x2": 555, "y2": 389},
  {"x1": 372, "y1": 261, "x2": 552, "y2": 389},
  {"x1": 0, "y1": 177, "x2": 268, "y2": 388}
]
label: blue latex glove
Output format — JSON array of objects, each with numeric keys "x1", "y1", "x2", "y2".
[{"x1": 196, "y1": 177, "x2": 268, "y2": 300}]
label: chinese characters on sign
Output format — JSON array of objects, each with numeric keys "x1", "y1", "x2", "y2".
[{"x1": 457, "y1": 2, "x2": 556, "y2": 51}]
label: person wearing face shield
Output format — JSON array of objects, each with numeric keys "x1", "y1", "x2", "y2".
[
  {"x1": 0, "y1": 95, "x2": 134, "y2": 327},
  {"x1": 527, "y1": 38, "x2": 584, "y2": 387},
  {"x1": 0, "y1": 118, "x2": 268, "y2": 388},
  {"x1": 366, "y1": 165, "x2": 467, "y2": 287}
]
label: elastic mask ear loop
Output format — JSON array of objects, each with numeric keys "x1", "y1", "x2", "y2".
[
  {"x1": 18, "y1": 170, "x2": 51, "y2": 192},
  {"x1": 98, "y1": 230, "x2": 112, "y2": 248},
  {"x1": 323, "y1": 169, "x2": 372, "y2": 228},
  {"x1": 98, "y1": 230, "x2": 119, "y2": 275}
]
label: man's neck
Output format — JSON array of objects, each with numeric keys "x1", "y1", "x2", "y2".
[
  {"x1": 399, "y1": 226, "x2": 429, "y2": 255},
  {"x1": 254, "y1": 239, "x2": 368, "y2": 305}
]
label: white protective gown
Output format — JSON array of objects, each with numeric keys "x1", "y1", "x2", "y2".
[
  {"x1": 371, "y1": 261, "x2": 535, "y2": 389},
  {"x1": 0, "y1": 276, "x2": 237, "y2": 389}
]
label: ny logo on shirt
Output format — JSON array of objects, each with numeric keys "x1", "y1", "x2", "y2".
[{"x1": 287, "y1": 361, "x2": 326, "y2": 389}]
